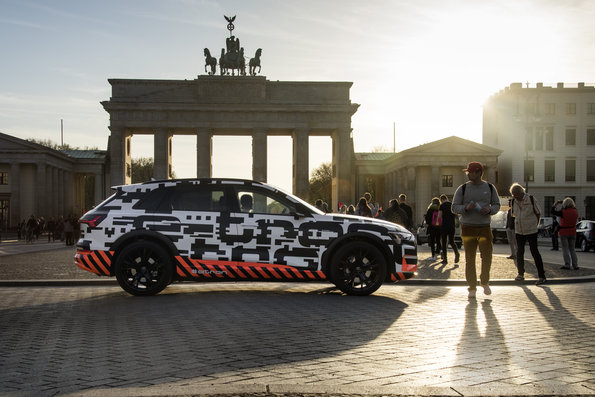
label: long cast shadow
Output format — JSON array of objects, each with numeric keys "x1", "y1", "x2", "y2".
[{"x1": 0, "y1": 284, "x2": 407, "y2": 394}]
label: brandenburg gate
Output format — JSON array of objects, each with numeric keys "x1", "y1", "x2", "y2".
[
  {"x1": 101, "y1": 76, "x2": 359, "y2": 205},
  {"x1": 101, "y1": 16, "x2": 359, "y2": 205}
]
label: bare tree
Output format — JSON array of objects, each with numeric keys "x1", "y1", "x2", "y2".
[{"x1": 308, "y1": 162, "x2": 332, "y2": 207}]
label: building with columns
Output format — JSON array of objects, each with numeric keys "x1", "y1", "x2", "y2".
[
  {"x1": 353, "y1": 136, "x2": 502, "y2": 225},
  {"x1": 483, "y1": 82, "x2": 595, "y2": 219},
  {"x1": 102, "y1": 76, "x2": 359, "y2": 208},
  {"x1": 0, "y1": 132, "x2": 107, "y2": 229}
]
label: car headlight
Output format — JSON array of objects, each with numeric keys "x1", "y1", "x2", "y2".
[{"x1": 389, "y1": 231, "x2": 415, "y2": 245}]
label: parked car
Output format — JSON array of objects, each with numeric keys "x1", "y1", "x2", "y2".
[
  {"x1": 538, "y1": 216, "x2": 554, "y2": 237},
  {"x1": 75, "y1": 179, "x2": 418, "y2": 296},
  {"x1": 575, "y1": 220, "x2": 595, "y2": 252},
  {"x1": 491, "y1": 210, "x2": 508, "y2": 243}
]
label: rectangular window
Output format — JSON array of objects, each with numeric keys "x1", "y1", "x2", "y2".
[
  {"x1": 441, "y1": 175, "x2": 453, "y2": 187},
  {"x1": 525, "y1": 127, "x2": 533, "y2": 151},
  {"x1": 588, "y1": 103, "x2": 595, "y2": 115},
  {"x1": 0, "y1": 172, "x2": 7, "y2": 185},
  {"x1": 565, "y1": 159, "x2": 576, "y2": 182},
  {"x1": 545, "y1": 160, "x2": 555, "y2": 182},
  {"x1": 545, "y1": 127, "x2": 554, "y2": 151},
  {"x1": 544, "y1": 103, "x2": 555, "y2": 115},
  {"x1": 524, "y1": 159, "x2": 535, "y2": 182},
  {"x1": 587, "y1": 129, "x2": 595, "y2": 145},
  {"x1": 566, "y1": 103, "x2": 576, "y2": 115},
  {"x1": 544, "y1": 196, "x2": 555, "y2": 217},
  {"x1": 588, "y1": 160, "x2": 595, "y2": 182},
  {"x1": 535, "y1": 128, "x2": 544, "y2": 150},
  {"x1": 566, "y1": 128, "x2": 576, "y2": 146}
]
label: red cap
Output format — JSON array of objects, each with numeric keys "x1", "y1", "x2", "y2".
[{"x1": 463, "y1": 162, "x2": 483, "y2": 173}]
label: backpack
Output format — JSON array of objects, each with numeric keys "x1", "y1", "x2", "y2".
[
  {"x1": 511, "y1": 194, "x2": 540, "y2": 222},
  {"x1": 431, "y1": 210, "x2": 442, "y2": 226}
]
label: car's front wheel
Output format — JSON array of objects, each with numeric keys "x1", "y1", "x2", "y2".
[
  {"x1": 330, "y1": 241, "x2": 387, "y2": 296},
  {"x1": 114, "y1": 241, "x2": 173, "y2": 296}
]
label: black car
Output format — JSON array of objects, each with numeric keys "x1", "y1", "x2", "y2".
[{"x1": 76, "y1": 179, "x2": 418, "y2": 296}]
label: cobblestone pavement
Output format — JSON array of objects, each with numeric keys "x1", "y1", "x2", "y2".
[{"x1": 0, "y1": 282, "x2": 594, "y2": 396}]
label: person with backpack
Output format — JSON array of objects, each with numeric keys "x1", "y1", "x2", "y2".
[
  {"x1": 509, "y1": 182, "x2": 546, "y2": 285},
  {"x1": 425, "y1": 197, "x2": 442, "y2": 260},
  {"x1": 452, "y1": 162, "x2": 500, "y2": 298}
]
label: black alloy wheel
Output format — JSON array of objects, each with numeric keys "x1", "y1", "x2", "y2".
[
  {"x1": 330, "y1": 241, "x2": 387, "y2": 296},
  {"x1": 114, "y1": 241, "x2": 173, "y2": 296}
]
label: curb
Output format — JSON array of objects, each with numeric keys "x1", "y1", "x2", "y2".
[{"x1": 1, "y1": 276, "x2": 594, "y2": 287}]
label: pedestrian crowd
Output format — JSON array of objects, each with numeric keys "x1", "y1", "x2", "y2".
[
  {"x1": 312, "y1": 160, "x2": 585, "y2": 299},
  {"x1": 15, "y1": 215, "x2": 80, "y2": 246}
]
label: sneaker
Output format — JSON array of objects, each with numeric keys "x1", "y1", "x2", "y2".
[
  {"x1": 573, "y1": 266, "x2": 580, "y2": 270},
  {"x1": 441, "y1": 258, "x2": 447, "y2": 264},
  {"x1": 481, "y1": 284, "x2": 492, "y2": 295},
  {"x1": 507, "y1": 255, "x2": 516, "y2": 259},
  {"x1": 536, "y1": 278, "x2": 546, "y2": 285},
  {"x1": 560, "y1": 266, "x2": 571, "y2": 270},
  {"x1": 468, "y1": 289, "x2": 476, "y2": 298},
  {"x1": 514, "y1": 274, "x2": 524, "y2": 281},
  {"x1": 454, "y1": 252, "x2": 460, "y2": 263}
]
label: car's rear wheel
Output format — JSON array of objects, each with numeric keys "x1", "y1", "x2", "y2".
[
  {"x1": 330, "y1": 241, "x2": 386, "y2": 296},
  {"x1": 114, "y1": 241, "x2": 173, "y2": 296}
]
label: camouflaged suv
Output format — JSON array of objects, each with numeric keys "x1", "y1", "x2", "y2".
[{"x1": 76, "y1": 179, "x2": 417, "y2": 296}]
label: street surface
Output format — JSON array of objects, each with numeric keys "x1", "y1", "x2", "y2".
[{"x1": 0, "y1": 282, "x2": 593, "y2": 396}]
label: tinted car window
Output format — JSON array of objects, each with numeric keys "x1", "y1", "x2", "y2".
[
  {"x1": 236, "y1": 189, "x2": 294, "y2": 215},
  {"x1": 149, "y1": 186, "x2": 227, "y2": 212}
]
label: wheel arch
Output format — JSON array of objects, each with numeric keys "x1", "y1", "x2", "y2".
[{"x1": 109, "y1": 230, "x2": 179, "y2": 275}]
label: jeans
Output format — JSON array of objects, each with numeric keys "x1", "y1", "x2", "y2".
[
  {"x1": 441, "y1": 228, "x2": 459, "y2": 259},
  {"x1": 461, "y1": 225, "x2": 493, "y2": 290},
  {"x1": 428, "y1": 227, "x2": 442, "y2": 257},
  {"x1": 560, "y1": 235, "x2": 578, "y2": 269},
  {"x1": 515, "y1": 233, "x2": 545, "y2": 279}
]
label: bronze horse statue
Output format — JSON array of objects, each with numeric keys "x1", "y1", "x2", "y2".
[
  {"x1": 203, "y1": 48, "x2": 217, "y2": 75},
  {"x1": 249, "y1": 48, "x2": 262, "y2": 76}
]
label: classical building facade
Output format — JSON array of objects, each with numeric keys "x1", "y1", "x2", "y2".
[
  {"x1": 0, "y1": 132, "x2": 107, "y2": 229},
  {"x1": 483, "y1": 82, "x2": 595, "y2": 218},
  {"x1": 102, "y1": 76, "x2": 359, "y2": 207},
  {"x1": 353, "y1": 136, "x2": 502, "y2": 225}
]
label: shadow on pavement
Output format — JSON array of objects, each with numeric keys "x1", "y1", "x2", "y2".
[{"x1": 0, "y1": 284, "x2": 408, "y2": 394}]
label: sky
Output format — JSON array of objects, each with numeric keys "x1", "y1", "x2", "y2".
[{"x1": 1, "y1": 0, "x2": 594, "y2": 192}]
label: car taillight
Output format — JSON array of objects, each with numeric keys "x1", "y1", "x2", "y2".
[{"x1": 80, "y1": 214, "x2": 106, "y2": 228}]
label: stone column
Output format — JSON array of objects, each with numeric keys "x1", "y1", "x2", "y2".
[
  {"x1": 64, "y1": 171, "x2": 74, "y2": 216},
  {"x1": 154, "y1": 128, "x2": 172, "y2": 180},
  {"x1": 58, "y1": 169, "x2": 65, "y2": 216},
  {"x1": 94, "y1": 173, "x2": 103, "y2": 206},
  {"x1": 124, "y1": 134, "x2": 132, "y2": 185},
  {"x1": 292, "y1": 128, "x2": 309, "y2": 200},
  {"x1": 36, "y1": 162, "x2": 46, "y2": 217},
  {"x1": 52, "y1": 168, "x2": 59, "y2": 217},
  {"x1": 431, "y1": 166, "x2": 440, "y2": 197},
  {"x1": 10, "y1": 163, "x2": 20, "y2": 227},
  {"x1": 252, "y1": 129, "x2": 267, "y2": 182},
  {"x1": 332, "y1": 129, "x2": 354, "y2": 209},
  {"x1": 196, "y1": 129, "x2": 212, "y2": 178},
  {"x1": 109, "y1": 127, "x2": 126, "y2": 187}
]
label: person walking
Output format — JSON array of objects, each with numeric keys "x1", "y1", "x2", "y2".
[
  {"x1": 452, "y1": 162, "x2": 500, "y2": 298},
  {"x1": 509, "y1": 183, "x2": 546, "y2": 285},
  {"x1": 505, "y1": 205, "x2": 517, "y2": 260},
  {"x1": 425, "y1": 197, "x2": 442, "y2": 260},
  {"x1": 552, "y1": 197, "x2": 579, "y2": 270},
  {"x1": 439, "y1": 194, "x2": 460, "y2": 264},
  {"x1": 383, "y1": 198, "x2": 408, "y2": 227},
  {"x1": 398, "y1": 194, "x2": 414, "y2": 231},
  {"x1": 550, "y1": 216, "x2": 559, "y2": 250},
  {"x1": 355, "y1": 197, "x2": 372, "y2": 217}
]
